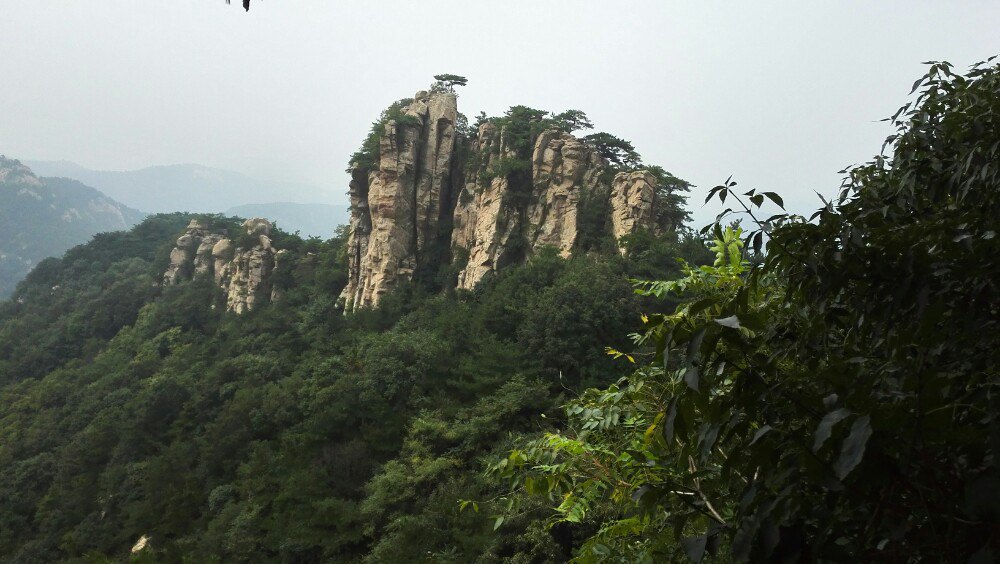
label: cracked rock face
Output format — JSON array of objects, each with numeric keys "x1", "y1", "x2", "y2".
[
  {"x1": 451, "y1": 128, "x2": 608, "y2": 290},
  {"x1": 525, "y1": 130, "x2": 606, "y2": 257},
  {"x1": 340, "y1": 90, "x2": 459, "y2": 309},
  {"x1": 609, "y1": 170, "x2": 659, "y2": 252},
  {"x1": 162, "y1": 218, "x2": 279, "y2": 313},
  {"x1": 452, "y1": 122, "x2": 521, "y2": 290}
]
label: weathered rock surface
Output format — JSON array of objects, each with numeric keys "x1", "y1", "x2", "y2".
[
  {"x1": 340, "y1": 94, "x2": 678, "y2": 308},
  {"x1": 455, "y1": 175, "x2": 520, "y2": 290},
  {"x1": 452, "y1": 122, "x2": 521, "y2": 290},
  {"x1": 340, "y1": 90, "x2": 459, "y2": 309},
  {"x1": 525, "y1": 130, "x2": 606, "y2": 256},
  {"x1": 609, "y1": 170, "x2": 658, "y2": 251},
  {"x1": 163, "y1": 218, "x2": 279, "y2": 313},
  {"x1": 452, "y1": 128, "x2": 608, "y2": 289}
]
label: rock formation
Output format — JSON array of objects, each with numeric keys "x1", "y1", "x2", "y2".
[
  {"x1": 451, "y1": 122, "x2": 521, "y2": 290},
  {"x1": 609, "y1": 170, "x2": 659, "y2": 252},
  {"x1": 163, "y1": 218, "x2": 280, "y2": 313},
  {"x1": 525, "y1": 130, "x2": 606, "y2": 256},
  {"x1": 340, "y1": 90, "x2": 459, "y2": 309},
  {"x1": 340, "y1": 92, "x2": 682, "y2": 309}
]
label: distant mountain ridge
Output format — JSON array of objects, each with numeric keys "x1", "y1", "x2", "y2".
[
  {"x1": 0, "y1": 156, "x2": 144, "y2": 297},
  {"x1": 225, "y1": 202, "x2": 349, "y2": 239},
  {"x1": 24, "y1": 160, "x2": 339, "y2": 214}
]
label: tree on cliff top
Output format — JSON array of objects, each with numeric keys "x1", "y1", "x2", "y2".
[
  {"x1": 432, "y1": 74, "x2": 469, "y2": 93},
  {"x1": 584, "y1": 132, "x2": 642, "y2": 168},
  {"x1": 552, "y1": 110, "x2": 595, "y2": 133}
]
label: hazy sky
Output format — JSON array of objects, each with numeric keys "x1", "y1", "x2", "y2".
[{"x1": 1, "y1": 1, "x2": 997, "y2": 223}]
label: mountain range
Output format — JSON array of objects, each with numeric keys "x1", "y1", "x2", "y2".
[
  {"x1": 224, "y1": 202, "x2": 349, "y2": 238},
  {"x1": 0, "y1": 156, "x2": 144, "y2": 297},
  {"x1": 24, "y1": 160, "x2": 339, "y2": 215},
  {"x1": 25, "y1": 160, "x2": 347, "y2": 238}
]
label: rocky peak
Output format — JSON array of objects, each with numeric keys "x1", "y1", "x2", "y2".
[
  {"x1": 0, "y1": 156, "x2": 43, "y2": 187},
  {"x1": 340, "y1": 90, "x2": 459, "y2": 309},
  {"x1": 163, "y1": 217, "x2": 281, "y2": 314},
  {"x1": 340, "y1": 93, "x2": 682, "y2": 309}
]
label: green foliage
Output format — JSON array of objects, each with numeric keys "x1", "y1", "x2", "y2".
[
  {"x1": 432, "y1": 73, "x2": 469, "y2": 93},
  {"x1": 489, "y1": 105, "x2": 551, "y2": 159},
  {"x1": 0, "y1": 200, "x2": 696, "y2": 560},
  {"x1": 583, "y1": 132, "x2": 641, "y2": 169},
  {"x1": 551, "y1": 109, "x2": 595, "y2": 133},
  {"x1": 646, "y1": 165, "x2": 693, "y2": 229},
  {"x1": 498, "y1": 59, "x2": 1000, "y2": 561},
  {"x1": 348, "y1": 98, "x2": 418, "y2": 173}
]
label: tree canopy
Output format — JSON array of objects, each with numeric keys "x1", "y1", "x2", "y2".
[
  {"x1": 584, "y1": 132, "x2": 642, "y2": 169},
  {"x1": 495, "y1": 58, "x2": 1000, "y2": 562},
  {"x1": 432, "y1": 74, "x2": 469, "y2": 93}
]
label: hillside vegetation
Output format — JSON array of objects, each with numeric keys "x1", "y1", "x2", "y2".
[
  {"x1": 0, "y1": 60, "x2": 997, "y2": 562},
  {"x1": 495, "y1": 59, "x2": 1000, "y2": 562},
  {"x1": 0, "y1": 180, "x2": 707, "y2": 560}
]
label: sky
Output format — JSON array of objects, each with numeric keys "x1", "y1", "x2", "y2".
[{"x1": 1, "y1": 1, "x2": 998, "y2": 224}]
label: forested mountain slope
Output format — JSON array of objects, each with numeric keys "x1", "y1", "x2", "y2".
[
  {"x1": 0, "y1": 83, "x2": 707, "y2": 561},
  {"x1": 0, "y1": 157, "x2": 144, "y2": 298},
  {"x1": 0, "y1": 215, "x2": 706, "y2": 562},
  {"x1": 4, "y1": 60, "x2": 995, "y2": 562}
]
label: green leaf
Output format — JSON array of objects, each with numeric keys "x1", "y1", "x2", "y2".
[
  {"x1": 493, "y1": 516, "x2": 505, "y2": 530},
  {"x1": 813, "y1": 408, "x2": 850, "y2": 453},
  {"x1": 681, "y1": 534, "x2": 708, "y2": 562},
  {"x1": 684, "y1": 327, "x2": 707, "y2": 391},
  {"x1": 834, "y1": 415, "x2": 872, "y2": 480},
  {"x1": 762, "y1": 191, "x2": 784, "y2": 208},
  {"x1": 749, "y1": 425, "x2": 772, "y2": 446},
  {"x1": 662, "y1": 399, "x2": 679, "y2": 442}
]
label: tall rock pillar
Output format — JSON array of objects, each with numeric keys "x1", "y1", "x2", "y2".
[{"x1": 340, "y1": 91, "x2": 459, "y2": 309}]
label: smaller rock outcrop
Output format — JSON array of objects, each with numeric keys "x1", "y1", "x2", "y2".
[
  {"x1": 163, "y1": 218, "x2": 280, "y2": 313},
  {"x1": 609, "y1": 170, "x2": 659, "y2": 251}
]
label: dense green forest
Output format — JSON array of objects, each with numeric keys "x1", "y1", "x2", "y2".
[
  {"x1": 0, "y1": 198, "x2": 707, "y2": 560},
  {"x1": 1, "y1": 60, "x2": 997, "y2": 563},
  {"x1": 495, "y1": 60, "x2": 1000, "y2": 561}
]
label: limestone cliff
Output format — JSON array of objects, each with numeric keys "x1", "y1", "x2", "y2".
[
  {"x1": 340, "y1": 90, "x2": 460, "y2": 309},
  {"x1": 341, "y1": 91, "x2": 683, "y2": 309},
  {"x1": 163, "y1": 218, "x2": 281, "y2": 313}
]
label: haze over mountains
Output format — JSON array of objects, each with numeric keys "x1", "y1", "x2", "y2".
[
  {"x1": 0, "y1": 157, "x2": 144, "y2": 297},
  {"x1": 0, "y1": 157, "x2": 348, "y2": 298},
  {"x1": 25, "y1": 160, "x2": 348, "y2": 237},
  {"x1": 224, "y1": 202, "x2": 348, "y2": 239}
]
